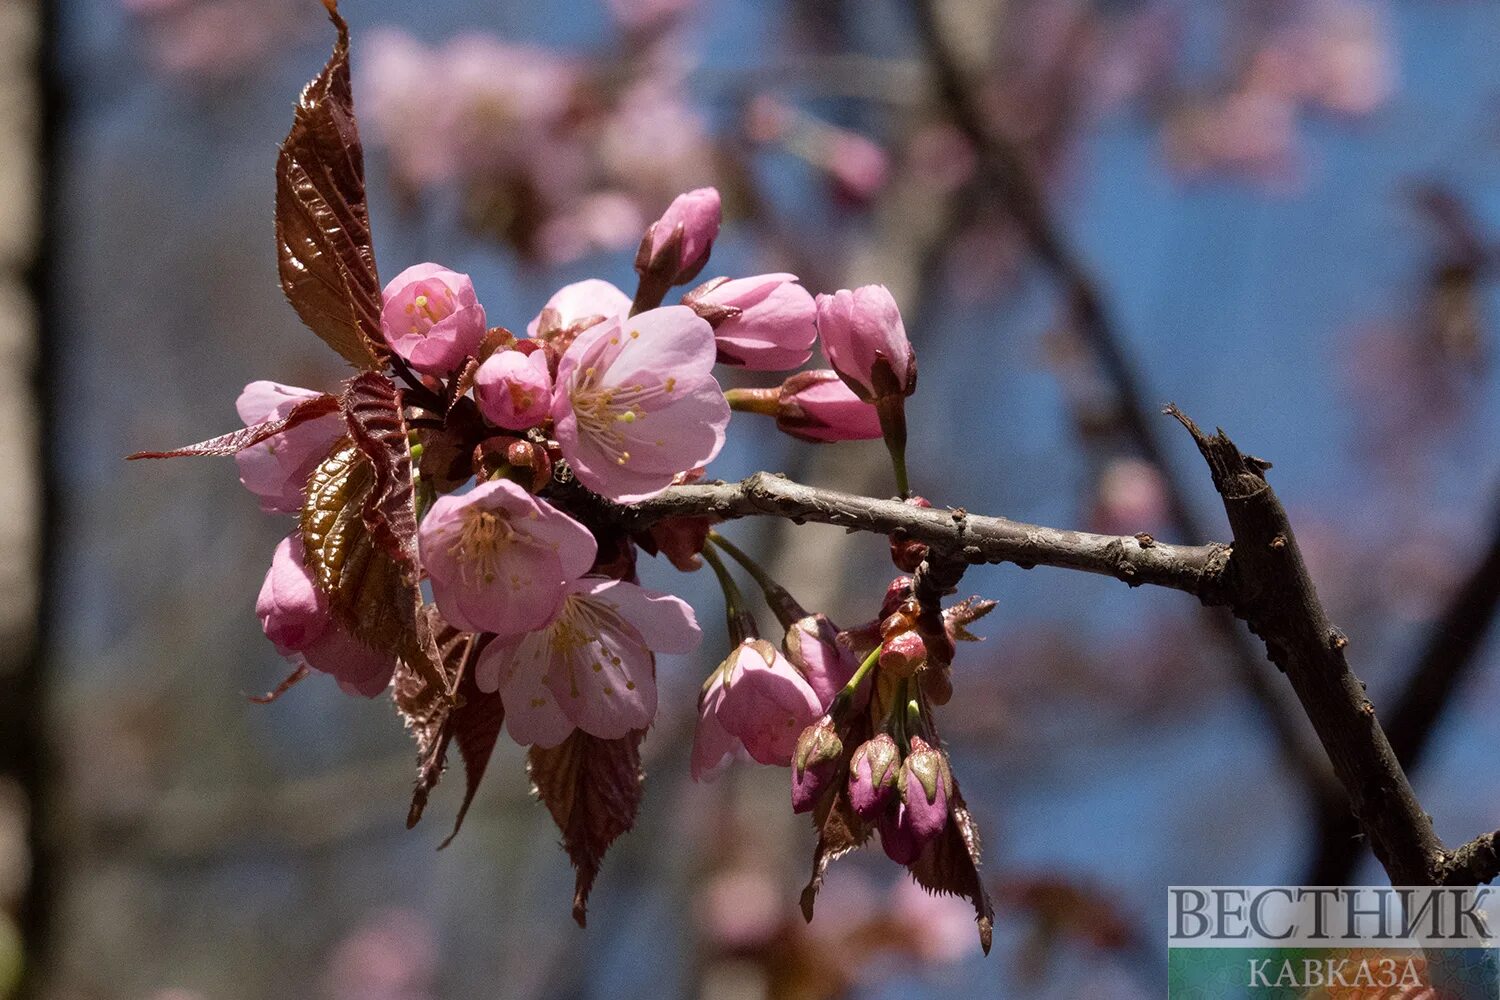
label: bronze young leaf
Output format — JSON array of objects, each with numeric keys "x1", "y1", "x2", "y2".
[
  {"x1": 126, "y1": 393, "x2": 339, "y2": 459},
  {"x1": 275, "y1": 0, "x2": 386, "y2": 370},
  {"x1": 527, "y1": 730, "x2": 645, "y2": 927}
]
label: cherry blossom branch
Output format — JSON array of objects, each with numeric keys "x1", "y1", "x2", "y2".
[
  {"x1": 906, "y1": 0, "x2": 1341, "y2": 815},
  {"x1": 585, "y1": 471, "x2": 1232, "y2": 598}
]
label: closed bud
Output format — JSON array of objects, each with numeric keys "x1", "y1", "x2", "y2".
[
  {"x1": 684, "y1": 273, "x2": 818, "y2": 371},
  {"x1": 636, "y1": 187, "x2": 722, "y2": 287},
  {"x1": 791, "y1": 715, "x2": 844, "y2": 814},
  {"x1": 879, "y1": 630, "x2": 927, "y2": 677},
  {"x1": 784, "y1": 613, "x2": 859, "y2": 709},
  {"x1": 813, "y1": 285, "x2": 916, "y2": 402},
  {"x1": 774, "y1": 370, "x2": 882, "y2": 443},
  {"x1": 897, "y1": 737, "x2": 952, "y2": 847},
  {"x1": 848, "y1": 733, "x2": 900, "y2": 820}
]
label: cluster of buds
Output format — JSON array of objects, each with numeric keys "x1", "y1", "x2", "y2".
[{"x1": 778, "y1": 573, "x2": 992, "y2": 872}]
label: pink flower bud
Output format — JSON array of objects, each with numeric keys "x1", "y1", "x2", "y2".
[
  {"x1": 814, "y1": 285, "x2": 916, "y2": 401},
  {"x1": 879, "y1": 805, "x2": 922, "y2": 864},
  {"x1": 791, "y1": 715, "x2": 844, "y2": 814},
  {"x1": 712, "y1": 638, "x2": 823, "y2": 767},
  {"x1": 474, "y1": 349, "x2": 553, "y2": 430},
  {"x1": 379, "y1": 263, "x2": 487, "y2": 374},
  {"x1": 637, "y1": 187, "x2": 721, "y2": 287},
  {"x1": 774, "y1": 370, "x2": 882, "y2": 443},
  {"x1": 783, "y1": 613, "x2": 860, "y2": 709},
  {"x1": 685, "y1": 273, "x2": 817, "y2": 370},
  {"x1": 527, "y1": 278, "x2": 631, "y2": 347},
  {"x1": 256, "y1": 534, "x2": 396, "y2": 697},
  {"x1": 898, "y1": 737, "x2": 952, "y2": 846},
  {"x1": 848, "y1": 733, "x2": 900, "y2": 820},
  {"x1": 234, "y1": 381, "x2": 345, "y2": 514},
  {"x1": 879, "y1": 630, "x2": 928, "y2": 677}
]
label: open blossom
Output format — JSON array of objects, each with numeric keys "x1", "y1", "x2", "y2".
[
  {"x1": 379, "y1": 263, "x2": 487, "y2": 374},
  {"x1": 476, "y1": 577, "x2": 700, "y2": 746},
  {"x1": 815, "y1": 285, "x2": 916, "y2": 401},
  {"x1": 257, "y1": 534, "x2": 395, "y2": 697},
  {"x1": 774, "y1": 370, "x2": 882, "y2": 443},
  {"x1": 527, "y1": 278, "x2": 631, "y2": 342},
  {"x1": 638, "y1": 187, "x2": 721, "y2": 286},
  {"x1": 234, "y1": 381, "x2": 345, "y2": 514},
  {"x1": 694, "y1": 639, "x2": 823, "y2": 773},
  {"x1": 418, "y1": 479, "x2": 596, "y2": 636},
  {"x1": 474, "y1": 349, "x2": 553, "y2": 430},
  {"x1": 686, "y1": 273, "x2": 817, "y2": 370},
  {"x1": 552, "y1": 304, "x2": 729, "y2": 502}
]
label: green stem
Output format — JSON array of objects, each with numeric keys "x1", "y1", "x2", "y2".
[
  {"x1": 701, "y1": 544, "x2": 758, "y2": 644},
  {"x1": 875, "y1": 394, "x2": 910, "y2": 498},
  {"x1": 723, "y1": 387, "x2": 782, "y2": 416},
  {"x1": 828, "y1": 646, "x2": 882, "y2": 722},
  {"x1": 707, "y1": 532, "x2": 807, "y2": 629}
]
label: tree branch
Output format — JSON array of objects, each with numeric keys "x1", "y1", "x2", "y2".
[
  {"x1": 1165, "y1": 406, "x2": 1448, "y2": 885},
  {"x1": 570, "y1": 471, "x2": 1230, "y2": 598},
  {"x1": 1308, "y1": 492, "x2": 1500, "y2": 884}
]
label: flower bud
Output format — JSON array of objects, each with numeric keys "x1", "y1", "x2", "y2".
[
  {"x1": 879, "y1": 804, "x2": 922, "y2": 865},
  {"x1": 685, "y1": 273, "x2": 817, "y2": 371},
  {"x1": 774, "y1": 370, "x2": 882, "y2": 443},
  {"x1": 257, "y1": 534, "x2": 395, "y2": 697},
  {"x1": 474, "y1": 348, "x2": 553, "y2": 430},
  {"x1": 783, "y1": 613, "x2": 859, "y2": 709},
  {"x1": 848, "y1": 733, "x2": 900, "y2": 820},
  {"x1": 879, "y1": 630, "x2": 928, "y2": 677},
  {"x1": 791, "y1": 715, "x2": 843, "y2": 814},
  {"x1": 234, "y1": 381, "x2": 345, "y2": 514},
  {"x1": 889, "y1": 496, "x2": 932, "y2": 572},
  {"x1": 813, "y1": 285, "x2": 916, "y2": 402},
  {"x1": 636, "y1": 187, "x2": 721, "y2": 287},
  {"x1": 898, "y1": 737, "x2": 952, "y2": 847},
  {"x1": 379, "y1": 263, "x2": 487, "y2": 374},
  {"x1": 711, "y1": 638, "x2": 823, "y2": 767},
  {"x1": 528, "y1": 278, "x2": 631, "y2": 349}
]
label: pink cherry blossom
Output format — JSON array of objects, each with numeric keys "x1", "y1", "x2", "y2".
[
  {"x1": 256, "y1": 534, "x2": 395, "y2": 697},
  {"x1": 527, "y1": 278, "x2": 632, "y2": 341},
  {"x1": 774, "y1": 370, "x2": 882, "y2": 443},
  {"x1": 815, "y1": 285, "x2": 916, "y2": 401},
  {"x1": 708, "y1": 639, "x2": 823, "y2": 767},
  {"x1": 687, "y1": 273, "x2": 817, "y2": 370},
  {"x1": 234, "y1": 381, "x2": 345, "y2": 514},
  {"x1": 379, "y1": 263, "x2": 487, "y2": 375},
  {"x1": 552, "y1": 305, "x2": 730, "y2": 502},
  {"x1": 476, "y1": 577, "x2": 700, "y2": 747},
  {"x1": 474, "y1": 349, "x2": 553, "y2": 430},
  {"x1": 640, "y1": 187, "x2": 721, "y2": 285},
  {"x1": 825, "y1": 132, "x2": 889, "y2": 205},
  {"x1": 418, "y1": 479, "x2": 596, "y2": 636}
]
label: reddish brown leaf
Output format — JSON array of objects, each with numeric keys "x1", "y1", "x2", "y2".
[
  {"x1": 248, "y1": 664, "x2": 311, "y2": 704},
  {"x1": 398, "y1": 612, "x2": 467, "y2": 827},
  {"x1": 528, "y1": 730, "x2": 645, "y2": 927},
  {"x1": 799, "y1": 784, "x2": 873, "y2": 922},
  {"x1": 439, "y1": 645, "x2": 504, "y2": 849},
  {"x1": 127, "y1": 393, "x2": 339, "y2": 459},
  {"x1": 448, "y1": 357, "x2": 480, "y2": 413},
  {"x1": 275, "y1": 0, "x2": 385, "y2": 370},
  {"x1": 342, "y1": 372, "x2": 418, "y2": 572},
  {"x1": 301, "y1": 442, "x2": 447, "y2": 707},
  {"x1": 907, "y1": 783, "x2": 995, "y2": 954}
]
